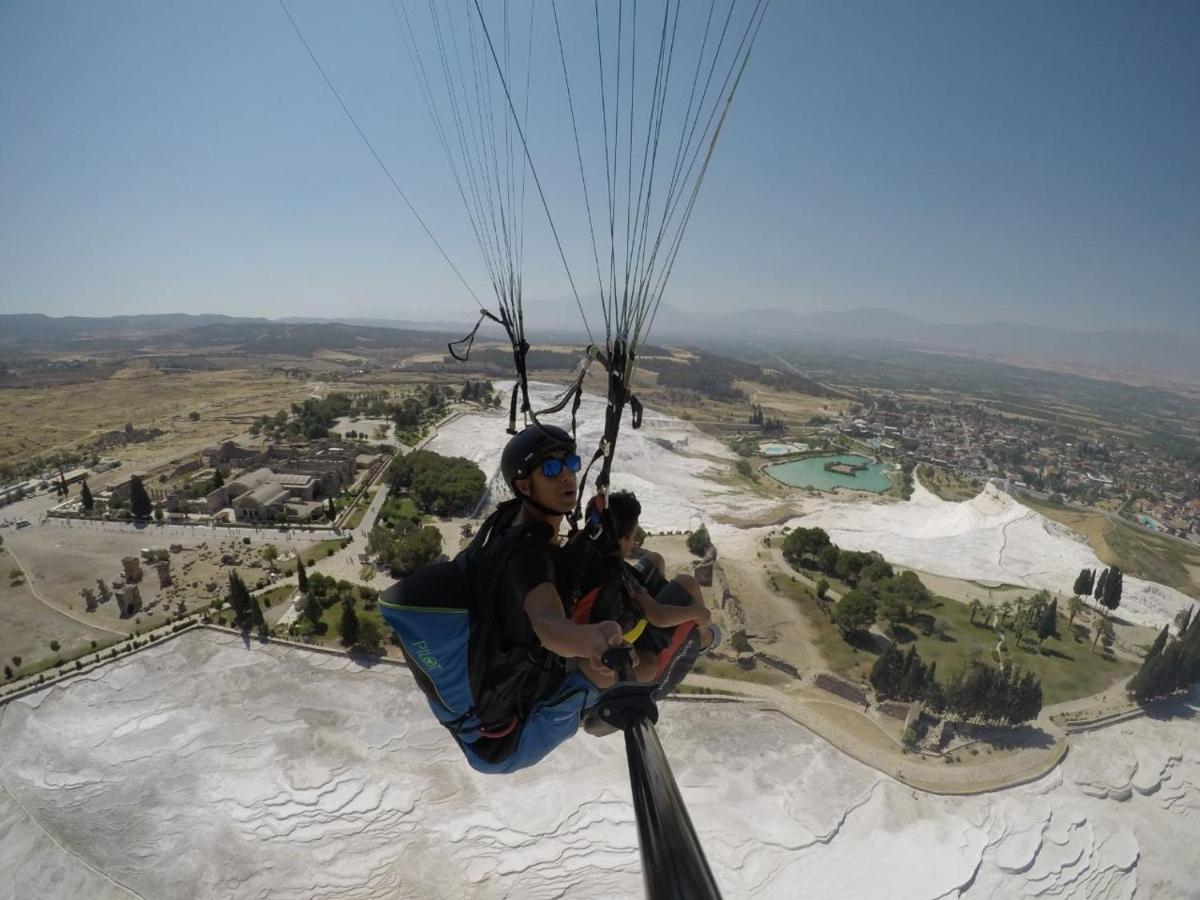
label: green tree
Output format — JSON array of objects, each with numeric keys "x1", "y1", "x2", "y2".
[
  {"x1": 226, "y1": 572, "x2": 255, "y2": 629},
  {"x1": 1094, "y1": 568, "x2": 1110, "y2": 606},
  {"x1": 782, "y1": 527, "x2": 832, "y2": 567},
  {"x1": 386, "y1": 526, "x2": 443, "y2": 577},
  {"x1": 338, "y1": 599, "x2": 360, "y2": 647},
  {"x1": 815, "y1": 578, "x2": 830, "y2": 601},
  {"x1": 355, "y1": 618, "x2": 384, "y2": 653},
  {"x1": 1036, "y1": 599, "x2": 1057, "y2": 645},
  {"x1": 1067, "y1": 595, "x2": 1084, "y2": 628},
  {"x1": 211, "y1": 469, "x2": 225, "y2": 490},
  {"x1": 80, "y1": 480, "x2": 94, "y2": 512},
  {"x1": 687, "y1": 526, "x2": 712, "y2": 558},
  {"x1": 1101, "y1": 567, "x2": 1123, "y2": 615},
  {"x1": 296, "y1": 557, "x2": 308, "y2": 594},
  {"x1": 1072, "y1": 567, "x2": 1094, "y2": 598},
  {"x1": 128, "y1": 475, "x2": 153, "y2": 520},
  {"x1": 869, "y1": 643, "x2": 904, "y2": 698},
  {"x1": 817, "y1": 544, "x2": 841, "y2": 575},
  {"x1": 302, "y1": 593, "x2": 324, "y2": 628},
  {"x1": 831, "y1": 589, "x2": 876, "y2": 639}
]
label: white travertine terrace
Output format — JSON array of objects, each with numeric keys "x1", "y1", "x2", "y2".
[{"x1": 0, "y1": 630, "x2": 1196, "y2": 898}]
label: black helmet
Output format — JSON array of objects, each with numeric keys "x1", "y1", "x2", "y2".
[{"x1": 501, "y1": 424, "x2": 575, "y2": 490}]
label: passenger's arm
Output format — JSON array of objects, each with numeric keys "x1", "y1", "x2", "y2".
[
  {"x1": 631, "y1": 587, "x2": 711, "y2": 629},
  {"x1": 524, "y1": 583, "x2": 631, "y2": 672}
]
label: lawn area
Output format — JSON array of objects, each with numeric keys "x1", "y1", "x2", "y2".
[
  {"x1": 771, "y1": 569, "x2": 1137, "y2": 705},
  {"x1": 256, "y1": 584, "x2": 295, "y2": 610},
  {"x1": 897, "y1": 594, "x2": 1137, "y2": 706},
  {"x1": 287, "y1": 593, "x2": 390, "y2": 651},
  {"x1": 276, "y1": 539, "x2": 349, "y2": 575}
]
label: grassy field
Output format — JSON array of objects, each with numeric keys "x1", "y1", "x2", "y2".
[
  {"x1": 772, "y1": 570, "x2": 1137, "y2": 706},
  {"x1": 1019, "y1": 492, "x2": 1200, "y2": 601},
  {"x1": 276, "y1": 540, "x2": 349, "y2": 576}
]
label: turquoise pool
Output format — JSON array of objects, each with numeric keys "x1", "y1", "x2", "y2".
[{"x1": 763, "y1": 454, "x2": 894, "y2": 493}]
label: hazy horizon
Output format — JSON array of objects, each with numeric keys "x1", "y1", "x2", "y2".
[{"x1": 2, "y1": 2, "x2": 1197, "y2": 332}]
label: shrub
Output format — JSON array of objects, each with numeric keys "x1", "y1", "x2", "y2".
[{"x1": 687, "y1": 526, "x2": 712, "y2": 558}]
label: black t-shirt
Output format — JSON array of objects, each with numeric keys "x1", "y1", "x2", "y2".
[{"x1": 492, "y1": 519, "x2": 574, "y2": 652}]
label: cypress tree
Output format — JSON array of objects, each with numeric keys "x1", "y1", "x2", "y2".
[
  {"x1": 1037, "y1": 600, "x2": 1057, "y2": 644},
  {"x1": 1072, "y1": 568, "x2": 1092, "y2": 597},
  {"x1": 1094, "y1": 568, "x2": 1109, "y2": 605},
  {"x1": 1147, "y1": 625, "x2": 1170, "y2": 661},
  {"x1": 227, "y1": 572, "x2": 251, "y2": 628},
  {"x1": 899, "y1": 650, "x2": 927, "y2": 701},
  {"x1": 338, "y1": 598, "x2": 360, "y2": 647},
  {"x1": 1175, "y1": 606, "x2": 1193, "y2": 637},
  {"x1": 869, "y1": 644, "x2": 903, "y2": 698},
  {"x1": 1102, "y1": 567, "x2": 1123, "y2": 614},
  {"x1": 80, "y1": 480, "x2": 94, "y2": 512},
  {"x1": 211, "y1": 469, "x2": 225, "y2": 490},
  {"x1": 296, "y1": 557, "x2": 308, "y2": 593},
  {"x1": 129, "y1": 475, "x2": 153, "y2": 520}
]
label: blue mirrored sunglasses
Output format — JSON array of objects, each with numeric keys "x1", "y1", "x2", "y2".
[{"x1": 539, "y1": 454, "x2": 582, "y2": 477}]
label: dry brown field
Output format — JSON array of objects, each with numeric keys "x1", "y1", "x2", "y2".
[
  {"x1": 0, "y1": 368, "x2": 317, "y2": 464},
  {"x1": 0, "y1": 548, "x2": 118, "y2": 673}
]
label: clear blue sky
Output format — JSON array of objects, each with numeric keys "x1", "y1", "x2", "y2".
[{"x1": 2, "y1": 1, "x2": 1197, "y2": 332}]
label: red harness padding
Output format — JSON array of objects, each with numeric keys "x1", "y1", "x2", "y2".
[
  {"x1": 571, "y1": 586, "x2": 601, "y2": 625},
  {"x1": 654, "y1": 620, "x2": 697, "y2": 681}
]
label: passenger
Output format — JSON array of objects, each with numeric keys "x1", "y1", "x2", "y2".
[{"x1": 568, "y1": 490, "x2": 719, "y2": 687}]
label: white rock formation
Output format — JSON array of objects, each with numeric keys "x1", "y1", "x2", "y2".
[{"x1": 0, "y1": 631, "x2": 1196, "y2": 898}]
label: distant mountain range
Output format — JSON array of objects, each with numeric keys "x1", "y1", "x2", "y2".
[
  {"x1": 4, "y1": 309, "x2": 1198, "y2": 384},
  {"x1": 280, "y1": 304, "x2": 1200, "y2": 384}
]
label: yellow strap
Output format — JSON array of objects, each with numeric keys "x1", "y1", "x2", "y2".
[{"x1": 623, "y1": 618, "x2": 648, "y2": 645}]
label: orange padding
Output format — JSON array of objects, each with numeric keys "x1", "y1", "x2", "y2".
[
  {"x1": 654, "y1": 621, "x2": 697, "y2": 681},
  {"x1": 572, "y1": 586, "x2": 601, "y2": 624}
]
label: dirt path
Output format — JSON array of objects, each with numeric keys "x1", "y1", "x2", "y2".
[
  {"x1": 2, "y1": 547, "x2": 126, "y2": 638},
  {"x1": 681, "y1": 671, "x2": 1067, "y2": 796}
]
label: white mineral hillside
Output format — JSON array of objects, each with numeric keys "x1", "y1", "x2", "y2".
[
  {"x1": 1, "y1": 630, "x2": 1196, "y2": 898},
  {"x1": 434, "y1": 382, "x2": 1195, "y2": 630},
  {"x1": 429, "y1": 381, "x2": 779, "y2": 530},
  {"x1": 791, "y1": 480, "x2": 1195, "y2": 629}
]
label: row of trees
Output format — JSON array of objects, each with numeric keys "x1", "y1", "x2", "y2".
[
  {"x1": 870, "y1": 644, "x2": 936, "y2": 702},
  {"x1": 747, "y1": 404, "x2": 786, "y2": 433},
  {"x1": 1127, "y1": 606, "x2": 1200, "y2": 702},
  {"x1": 1072, "y1": 566, "x2": 1123, "y2": 615},
  {"x1": 387, "y1": 450, "x2": 485, "y2": 517},
  {"x1": 968, "y1": 590, "x2": 1061, "y2": 648},
  {"x1": 870, "y1": 643, "x2": 1043, "y2": 726}
]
